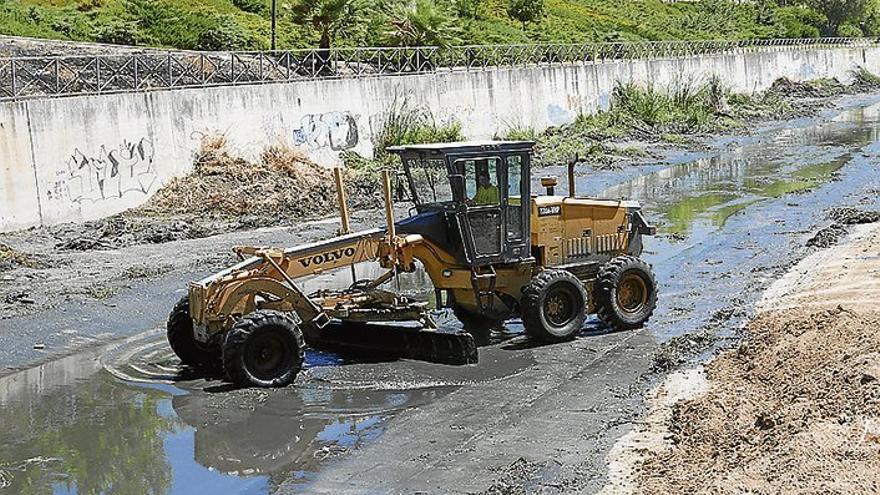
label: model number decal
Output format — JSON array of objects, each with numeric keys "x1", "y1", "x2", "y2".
[
  {"x1": 298, "y1": 247, "x2": 357, "y2": 268},
  {"x1": 538, "y1": 205, "x2": 561, "y2": 217}
]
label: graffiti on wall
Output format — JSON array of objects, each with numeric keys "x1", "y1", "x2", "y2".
[
  {"x1": 47, "y1": 138, "x2": 158, "y2": 204},
  {"x1": 292, "y1": 111, "x2": 359, "y2": 151}
]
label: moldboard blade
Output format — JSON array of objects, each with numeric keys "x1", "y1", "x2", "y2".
[{"x1": 303, "y1": 321, "x2": 478, "y2": 366}]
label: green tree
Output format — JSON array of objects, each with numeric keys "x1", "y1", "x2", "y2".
[
  {"x1": 805, "y1": 0, "x2": 874, "y2": 35},
  {"x1": 505, "y1": 0, "x2": 544, "y2": 29},
  {"x1": 197, "y1": 14, "x2": 255, "y2": 50},
  {"x1": 453, "y1": 0, "x2": 483, "y2": 19},
  {"x1": 289, "y1": 0, "x2": 369, "y2": 49},
  {"x1": 383, "y1": 0, "x2": 459, "y2": 47},
  {"x1": 776, "y1": 5, "x2": 826, "y2": 37}
]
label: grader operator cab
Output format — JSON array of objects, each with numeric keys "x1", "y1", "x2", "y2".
[{"x1": 167, "y1": 141, "x2": 658, "y2": 388}]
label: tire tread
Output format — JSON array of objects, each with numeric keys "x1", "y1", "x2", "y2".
[
  {"x1": 595, "y1": 255, "x2": 657, "y2": 331},
  {"x1": 222, "y1": 310, "x2": 305, "y2": 388}
]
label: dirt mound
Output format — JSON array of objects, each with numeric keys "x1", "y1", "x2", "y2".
[
  {"x1": 805, "y1": 207, "x2": 879, "y2": 249},
  {"x1": 806, "y1": 223, "x2": 848, "y2": 248},
  {"x1": 52, "y1": 216, "x2": 218, "y2": 251},
  {"x1": 637, "y1": 307, "x2": 880, "y2": 494},
  {"x1": 51, "y1": 137, "x2": 382, "y2": 250},
  {"x1": 138, "y1": 137, "x2": 380, "y2": 220},
  {"x1": 767, "y1": 77, "x2": 846, "y2": 99}
]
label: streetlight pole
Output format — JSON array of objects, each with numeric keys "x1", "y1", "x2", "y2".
[{"x1": 271, "y1": 0, "x2": 277, "y2": 51}]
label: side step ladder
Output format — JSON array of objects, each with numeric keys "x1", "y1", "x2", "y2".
[{"x1": 470, "y1": 265, "x2": 497, "y2": 313}]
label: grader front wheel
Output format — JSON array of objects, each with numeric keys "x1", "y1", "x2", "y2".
[
  {"x1": 222, "y1": 310, "x2": 306, "y2": 388},
  {"x1": 167, "y1": 295, "x2": 220, "y2": 367}
]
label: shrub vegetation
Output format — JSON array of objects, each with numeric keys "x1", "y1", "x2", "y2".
[{"x1": 3, "y1": 0, "x2": 879, "y2": 51}]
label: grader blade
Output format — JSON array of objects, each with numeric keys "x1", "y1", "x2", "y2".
[{"x1": 303, "y1": 322, "x2": 478, "y2": 366}]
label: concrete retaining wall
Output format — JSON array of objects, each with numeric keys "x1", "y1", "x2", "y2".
[{"x1": 2, "y1": 45, "x2": 878, "y2": 231}]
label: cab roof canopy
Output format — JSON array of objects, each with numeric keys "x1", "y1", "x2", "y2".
[{"x1": 386, "y1": 140, "x2": 536, "y2": 157}]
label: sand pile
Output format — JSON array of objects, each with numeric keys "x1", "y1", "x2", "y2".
[{"x1": 637, "y1": 307, "x2": 880, "y2": 494}]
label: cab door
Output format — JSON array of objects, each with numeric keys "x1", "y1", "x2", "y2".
[
  {"x1": 453, "y1": 156, "x2": 504, "y2": 265},
  {"x1": 502, "y1": 153, "x2": 531, "y2": 262}
]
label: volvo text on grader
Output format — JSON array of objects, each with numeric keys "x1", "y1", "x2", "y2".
[{"x1": 167, "y1": 141, "x2": 658, "y2": 387}]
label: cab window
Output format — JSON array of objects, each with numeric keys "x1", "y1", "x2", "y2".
[
  {"x1": 405, "y1": 158, "x2": 451, "y2": 205},
  {"x1": 506, "y1": 155, "x2": 524, "y2": 240},
  {"x1": 456, "y1": 157, "x2": 501, "y2": 206}
]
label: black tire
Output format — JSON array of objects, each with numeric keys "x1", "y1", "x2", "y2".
[
  {"x1": 521, "y1": 269, "x2": 588, "y2": 342},
  {"x1": 167, "y1": 295, "x2": 220, "y2": 367},
  {"x1": 222, "y1": 310, "x2": 305, "y2": 388},
  {"x1": 595, "y1": 256, "x2": 658, "y2": 331}
]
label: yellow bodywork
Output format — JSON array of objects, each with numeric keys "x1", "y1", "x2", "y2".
[
  {"x1": 189, "y1": 194, "x2": 637, "y2": 340},
  {"x1": 531, "y1": 196, "x2": 633, "y2": 267}
]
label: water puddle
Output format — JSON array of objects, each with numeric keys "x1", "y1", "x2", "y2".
[{"x1": 1, "y1": 98, "x2": 880, "y2": 494}]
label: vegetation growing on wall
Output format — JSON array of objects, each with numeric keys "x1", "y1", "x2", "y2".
[
  {"x1": 523, "y1": 68, "x2": 880, "y2": 167},
  {"x1": 3, "y1": 0, "x2": 880, "y2": 52}
]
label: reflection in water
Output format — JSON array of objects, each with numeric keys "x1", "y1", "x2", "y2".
[
  {"x1": 0, "y1": 336, "x2": 457, "y2": 495},
  {"x1": 171, "y1": 385, "x2": 449, "y2": 491},
  {"x1": 602, "y1": 104, "x2": 880, "y2": 236},
  {"x1": 0, "y1": 353, "x2": 174, "y2": 495}
]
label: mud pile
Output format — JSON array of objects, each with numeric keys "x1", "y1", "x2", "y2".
[
  {"x1": 637, "y1": 307, "x2": 880, "y2": 494},
  {"x1": 806, "y1": 207, "x2": 880, "y2": 248},
  {"x1": 829, "y1": 206, "x2": 880, "y2": 225}
]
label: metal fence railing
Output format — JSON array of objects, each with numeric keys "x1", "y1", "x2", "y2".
[{"x1": 1, "y1": 38, "x2": 877, "y2": 101}]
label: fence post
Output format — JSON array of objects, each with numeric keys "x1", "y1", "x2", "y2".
[{"x1": 10, "y1": 60, "x2": 16, "y2": 99}]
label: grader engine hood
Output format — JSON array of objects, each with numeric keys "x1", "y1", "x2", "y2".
[{"x1": 530, "y1": 197, "x2": 655, "y2": 266}]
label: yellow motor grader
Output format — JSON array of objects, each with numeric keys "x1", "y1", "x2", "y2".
[{"x1": 167, "y1": 141, "x2": 658, "y2": 387}]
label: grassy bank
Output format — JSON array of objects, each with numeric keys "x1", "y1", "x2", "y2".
[{"x1": 1, "y1": 0, "x2": 874, "y2": 52}]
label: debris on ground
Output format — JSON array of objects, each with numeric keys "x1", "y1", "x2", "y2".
[
  {"x1": 637, "y1": 307, "x2": 880, "y2": 494},
  {"x1": 828, "y1": 206, "x2": 880, "y2": 225},
  {"x1": 119, "y1": 263, "x2": 175, "y2": 280},
  {"x1": 766, "y1": 77, "x2": 847, "y2": 99},
  {"x1": 479, "y1": 457, "x2": 565, "y2": 495},
  {"x1": 0, "y1": 243, "x2": 42, "y2": 272},
  {"x1": 806, "y1": 207, "x2": 880, "y2": 248},
  {"x1": 806, "y1": 223, "x2": 848, "y2": 248},
  {"x1": 648, "y1": 305, "x2": 743, "y2": 374},
  {"x1": 4, "y1": 291, "x2": 34, "y2": 305}
]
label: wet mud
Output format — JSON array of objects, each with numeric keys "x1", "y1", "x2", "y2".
[{"x1": 0, "y1": 96, "x2": 879, "y2": 493}]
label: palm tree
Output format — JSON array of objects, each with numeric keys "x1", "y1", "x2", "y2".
[
  {"x1": 383, "y1": 0, "x2": 460, "y2": 47},
  {"x1": 290, "y1": 0, "x2": 369, "y2": 50}
]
